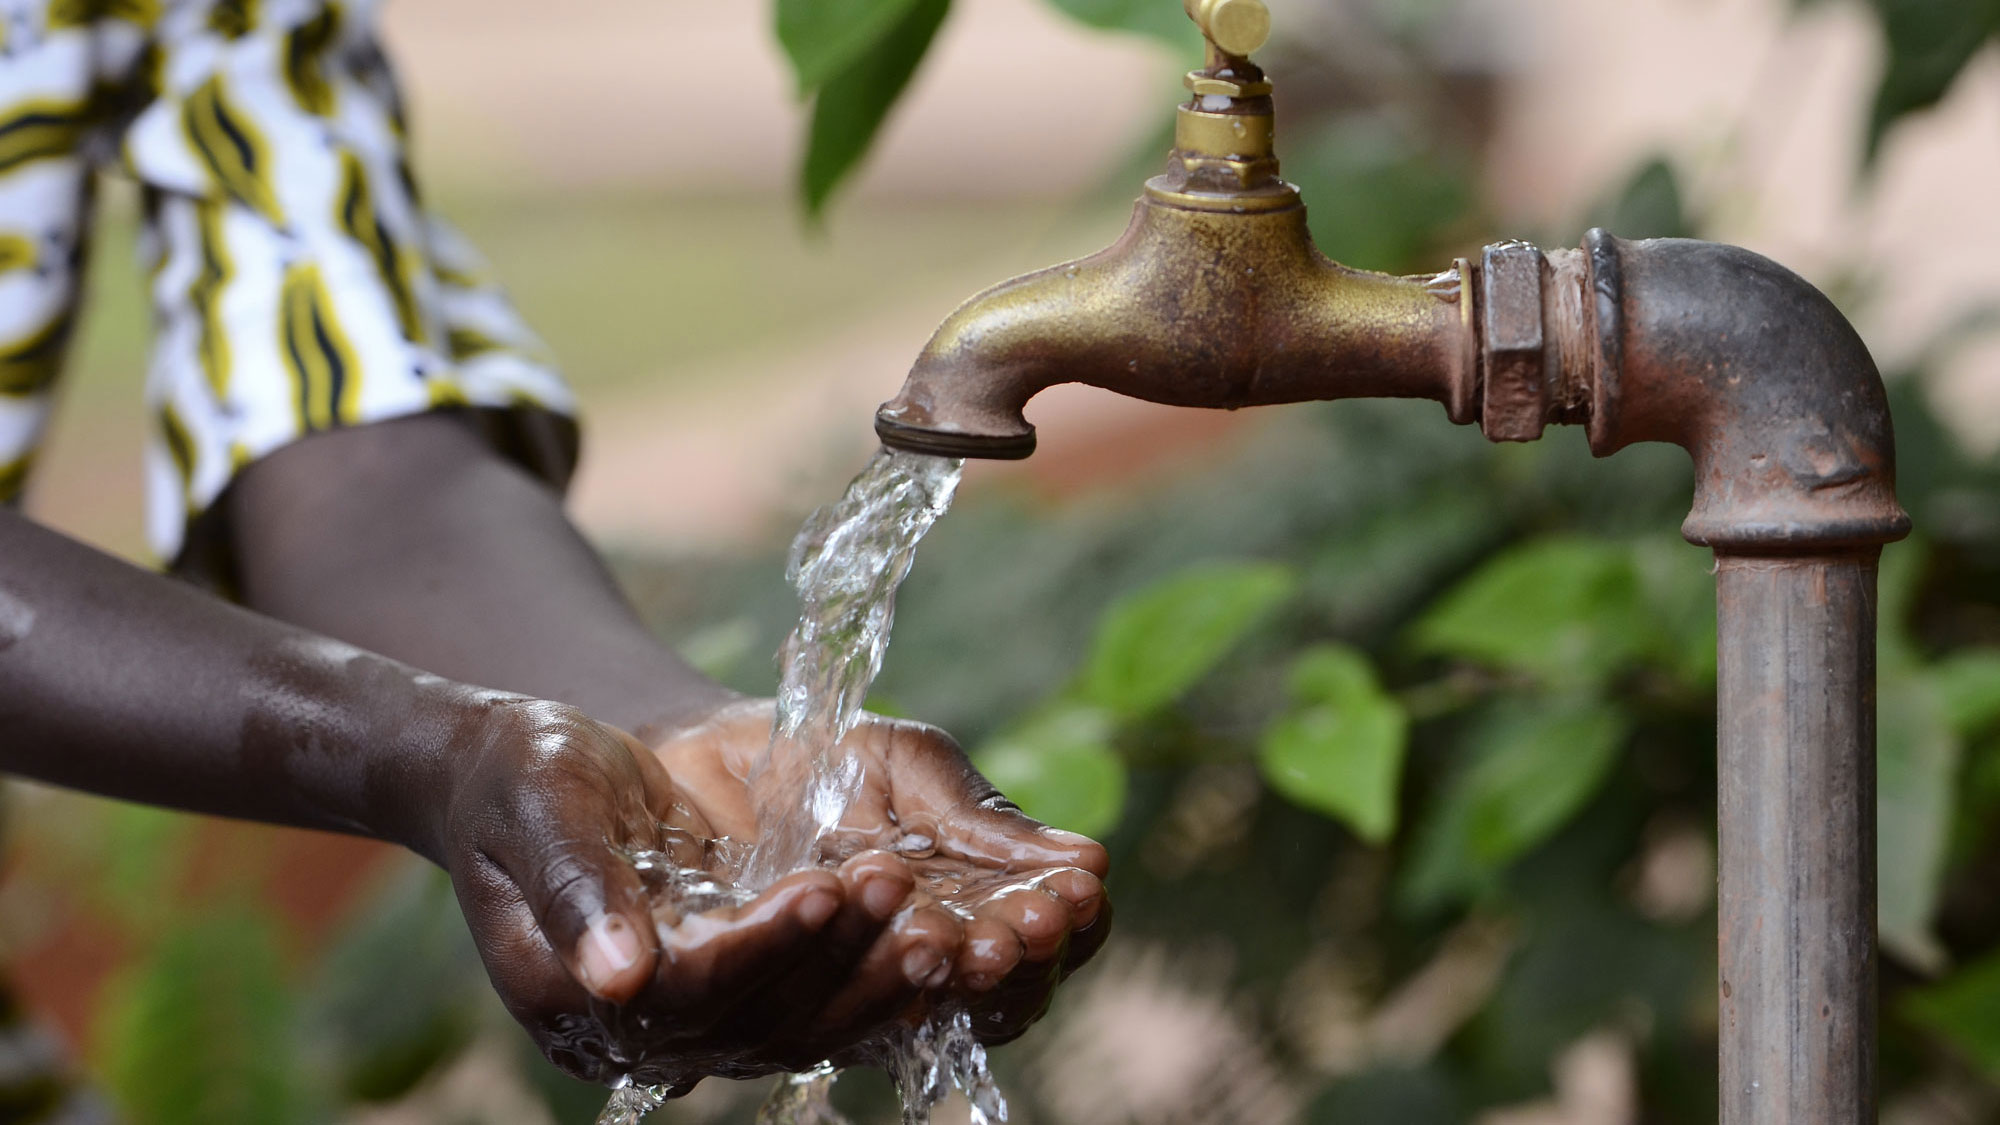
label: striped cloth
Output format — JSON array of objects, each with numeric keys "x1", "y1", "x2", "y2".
[{"x1": 0, "y1": 0, "x2": 575, "y2": 563}]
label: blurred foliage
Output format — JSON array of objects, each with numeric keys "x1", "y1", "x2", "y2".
[
  {"x1": 18, "y1": 1, "x2": 2000, "y2": 1123},
  {"x1": 1792, "y1": 0, "x2": 2000, "y2": 162},
  {"x1": 97, "y1": 909, "x2": 300, "y2": 1125},
  {"x1": 778, "y1": 0, "x2": 951, "y2": 217}
]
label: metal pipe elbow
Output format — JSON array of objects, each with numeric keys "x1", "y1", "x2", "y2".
[
  {"x1": 874, "y1": 198, "x2": 1474, "y2": 459},
  {"x1": 1578, "y1": 230, "x2": 1910, "y2": 552}
]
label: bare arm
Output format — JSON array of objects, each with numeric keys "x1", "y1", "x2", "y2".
[
  {"x1": 0, "y1": 506, "x2": 889, "y2": 1081},
  {"x1": 0, "y1": 506, "x2": 466, "y2": 849},
  {"x1": 218, "y1": 411, "x2": 734, "y2": 740},
  {"x1": 217, "y1": 414, "x2": 1114, "y2": 1064}
]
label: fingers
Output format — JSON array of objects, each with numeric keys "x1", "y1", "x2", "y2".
[
  {"x1": 1060, "y1": 887, "x2": 1114, "y2": 976},
  {"x1": 1033, "y1": 863, "x2": 1104, "y2": 915},
  {"x1": 879, "y1": 721, "x2": 1111, "y2": 878},
  {"x1": 954, "y1": 913, "x2": 1025, "y2": 993},
  {"x1": 647, "y1": 868, "x2": 844, "y2": 1014},
  {"x1": 491, "y1": 834, "x2": 660, "y2": 1004},
  {"x1": 449, "y1": 854, "x2": 619, "y2": 1081},
  {"x1": 980, "y1": 884, "x2": 1075, "y2": 963},
  {"x1": 805, "y1": 893, "x2": 965, "y2": 1045},
  {"x1": 717, "y1": 852, "x2": 928, "y2": 1041}
]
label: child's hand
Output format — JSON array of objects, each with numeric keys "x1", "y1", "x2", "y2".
[
  {"x1": 654, "y1": 700, "x2": 1112, "y2": 1058},
  {"x1": 435, "y1": 698, "x2": 876, "y2": 1087},
  {"x1": 433, "y1": 696, "x2": 1109, "y2": 1090}
]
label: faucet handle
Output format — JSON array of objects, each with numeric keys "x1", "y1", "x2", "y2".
[{"x1": 1185, "y1": 0, "x2": 1270, "y2": 57}]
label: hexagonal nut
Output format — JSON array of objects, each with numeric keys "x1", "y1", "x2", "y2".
[{"x1": 1481, "y1": 241, "x2": 1548, "y2": 443}]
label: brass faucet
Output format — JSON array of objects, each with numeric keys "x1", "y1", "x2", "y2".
[
  {"x1": 873, "y1": 0, "x2": 1479, "y2": 459},
  {"x1": 873, "y1": 4, "x2": 1915, "y2": 1121}
]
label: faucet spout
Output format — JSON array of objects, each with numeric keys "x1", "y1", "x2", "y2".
[
  {"x1": 874, "y1": 197, "x2": 1475, "y2": 459},
  {"x1": 874, "y1": 11, "x2": 1477, "y2": 459}
]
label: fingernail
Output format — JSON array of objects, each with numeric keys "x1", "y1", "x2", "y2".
[
  {"x1": 1039, "y1": 827, "x2": 1094, "y2": 847},
  {"x1": 863, "y1": 876, "x2": 905, "y2": 919},
  {"x1": 1070, "y1": 892, "x2": 1102, "y2": 928},
  {"x1": 903, "y1": 947, "x2": 946, "y2": 988},
  {"x1": 798, "y1": 890, "x2": 839, "y2": 930},
  {"x1": 578, "y1": 915, "x2": 643, "y2": 995}
]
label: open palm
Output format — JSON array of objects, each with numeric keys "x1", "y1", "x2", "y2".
[{"x1": 653, "y1": 699, "x2": 1112, "y2": 1056}]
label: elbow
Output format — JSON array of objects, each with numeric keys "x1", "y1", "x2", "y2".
[{"x1": 1579, "y1": 230, "x2": 1910, "y2": 552}]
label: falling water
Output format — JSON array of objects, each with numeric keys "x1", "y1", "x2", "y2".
[
  {"x1": 599, "y1": 447, "x2": 1010, "y2": 1125},
  {"x1": 743, "y1": 446, "x2": 965, "y2": 890}
]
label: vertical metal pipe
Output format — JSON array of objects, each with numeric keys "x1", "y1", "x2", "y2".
[{"x1": 1716, "y1": 551, "x2": 1879, "y2": 1125}]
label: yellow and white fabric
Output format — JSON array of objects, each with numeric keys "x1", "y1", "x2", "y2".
[{"x1": 0, "y1": 0, "x2": 574, "y2": 561}]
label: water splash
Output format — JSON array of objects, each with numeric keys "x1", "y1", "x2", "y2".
[
  {"x1": 756, "y1": 1063, "x2": 852, "y2": 1125},
  {"x1": 743, "y1": 447, "x2": 964, "y2": 890},
  {"x1": 597, "y1": 1076, "x2": 671, "y2": 1125},
  {"x1": 882, "y1": 1005, "x2": 1008, "y2": 1125},
  {"x1": 600, "y1": 448, "x2": 1011, "y2": 1125}
]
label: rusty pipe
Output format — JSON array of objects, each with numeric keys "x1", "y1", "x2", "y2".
[
  {"x1": 1717, "y1": 553, "x2": 1880, "y2": 1124},
  {"x1": 1573, "y1": 232, "x2": 1908, "y2": 551},
  {"x1": 1566, "y1": 234, "x2": 1904, "y2": 1124},
  {"x1": 879, "y1": 234, "x2": 1910, "y2": 1122},
  {"x1": 875, "y1": 6, "x2": 1910, "y2": 1119}
]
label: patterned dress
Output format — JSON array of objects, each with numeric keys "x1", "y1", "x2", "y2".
[
  {"x1": 0, "y1": 0, "x2": 575, "y2": 565},
  {"x1": 0, "y1": 2, "x2": 578, "y2": 1117}
]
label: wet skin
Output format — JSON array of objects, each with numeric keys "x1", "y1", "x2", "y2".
[{"x1": 0, "y1": 412, "x2": 1110, "y2": 1088}]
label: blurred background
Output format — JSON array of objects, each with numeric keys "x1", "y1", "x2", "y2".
[{"x1": 10, "y1": 0, "x2": 2000, "y2": 1121}]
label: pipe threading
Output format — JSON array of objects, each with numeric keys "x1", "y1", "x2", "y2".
[{"x1": 1545, "y1": 248, "x2": 1593, "y2": 425}]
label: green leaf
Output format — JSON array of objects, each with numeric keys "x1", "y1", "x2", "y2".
[
  {"x1": 776, "y1": 0, "x2": 926, "y2": 93},
  {"x1": 1906, "y1": 949, "x2": 2000, "y2": 1076},
  {"x1": 1589, "y1": 156, "x2": 1694, "y2": 240},
  {"x1": 1931, "y1": 648, "x2": 2000, "y2": 736},
  {"x1": 1863, "y1": 0, "x2": 2000, "y2": 163},
  {"x1": 1258, "y1": 645, "x2": 1409, "y2": 843},
  {"x1": 1042, "y1": 0, "x2": 1202, "y2": 44},
  {"x1": 1410, "y1": 536, "x2": 1649, "y2": 688},
  {"x1": 800, "y1": 0, "x2": 952, "y2": 218},
  {"x1": 1082, "y1": 560, "x2": 1296, "y2": 717},
  {"x1": 1629, "y1": 535, "x2": 1716, "y2": 688},
  {"x1": 1289, "y1": 116, "x2": 1475, "y2": 273},
  {"x1": 301, "y1": 862, "x2": 488, "y2": 1104},
  {"x1": 1307, "y1": 1065, "x2": 1467, "y2": 1124},
  {"x1": 1401, "y1": 697, "x2": 1630, "y2": 911},
  {"x1": 1877, "y1": 537, "x2": 1929, "y2": 674},
  {"x1": 77, "y1": 800, "x2": 196, "y2": 933},
  {"x1": 678, "y1": 616, "x2": 759, "y2": 681},
  {"x1": 1878, "y1": 669, "x2": 1959, "y2": 971},
  {"x1": 973, "y1": 702, "x2": 1127, "y2": 837},
  {"x1": 98, "y1": 908, "x2": 301, "y2": 1125}
]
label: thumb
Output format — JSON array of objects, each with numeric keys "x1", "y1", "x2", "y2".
[
  {"x1": 885, "y1": 720, "x2": 1110, "y2": 878},
  {"x1": 504, "y1": 835, "x2": 660, "y2": 1004}
]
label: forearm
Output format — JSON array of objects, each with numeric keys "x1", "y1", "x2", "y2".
[
  {"x1": 220, "y1": 413, "x2": 733, "y2": 740},
  {"x1": 0, "y1": 509, "x2": 482, "y2": 855}
]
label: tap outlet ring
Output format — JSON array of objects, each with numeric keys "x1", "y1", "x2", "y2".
[{"x1": 875, "y1": 413, "x2": 1035, "y2": 460}]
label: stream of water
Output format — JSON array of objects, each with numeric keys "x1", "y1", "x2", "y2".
[{"x1": 598, "y1": 447, "x2": 1002, "y2": 1125}]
